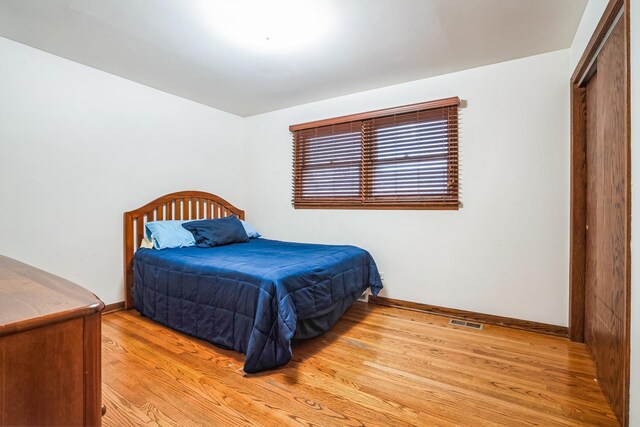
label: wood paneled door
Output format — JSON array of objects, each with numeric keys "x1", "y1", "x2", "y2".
[{"x1": 569, "y1": 0, "x2": 630, "y2": 425}]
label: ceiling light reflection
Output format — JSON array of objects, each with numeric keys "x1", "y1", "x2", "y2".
[{"x1": 201, "y1": 0, "x2": 333, "y2": 53}]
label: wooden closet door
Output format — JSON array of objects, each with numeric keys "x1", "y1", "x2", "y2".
[{"x1": 584, "y1": 17, "x2": 628, "y2": 424}]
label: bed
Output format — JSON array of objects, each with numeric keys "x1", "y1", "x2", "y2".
[{"x1": 123, "y1": 191, "x2": 383, "y2": 373}]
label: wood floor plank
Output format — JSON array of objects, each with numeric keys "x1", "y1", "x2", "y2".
[
  {"x1": 296, "y1": 339, "x2": 596, "y2": 427},
  {"x1": 103, "y1": 321, "x2": 390, "y2": 426},
  {"x1": 294, "y1": 349, "x2": 538, "y2": 426},
  {"x1": 102, "y1": 303, "x2": 618, "y2": 426},
  {"x1": 303, "y1": 335, "x2": 605, "y2": 426},
  {"x1": 341, "y1": 308, "x2": 596, "y2": 365},
  {"x1": 318, "y1": 325, "x2": 610, "y2": 408}
]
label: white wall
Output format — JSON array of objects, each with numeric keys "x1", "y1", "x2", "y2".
[
  {"x1": 630, "y1": 0, "x2": 639, "y2": 425},
  {"x1": 0, "y1": 36, "x2": 245, "y2": 305},
  {"x1": 0, "y1": 36, "x2": 571, "y2": 327},
  {"x1": 243, "y1": 49, "x2": 570, "y2": 326}
]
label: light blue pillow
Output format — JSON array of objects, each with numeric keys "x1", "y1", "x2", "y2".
[
  {"x1": 145, "y1": 220, "x2": 196, "y2": 250},
  {"x1": 240, "y1": 220, "x2": 261, "y2": 239}
]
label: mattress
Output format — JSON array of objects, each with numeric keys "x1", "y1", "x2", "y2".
[{"x1": 134, "y1": 238, "x2": 383, "y2": 373}]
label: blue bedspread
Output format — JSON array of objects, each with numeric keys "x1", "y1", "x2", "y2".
[{"x1": 134, "y1": 238, "x2": 383, "y2": 373}]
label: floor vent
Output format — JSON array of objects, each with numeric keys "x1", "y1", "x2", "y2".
[{"x1": 449, "y1": 319, "x2": 483, "y2": 330}]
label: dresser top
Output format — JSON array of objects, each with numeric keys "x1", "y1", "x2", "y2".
[{"x1": 0, "y1": 255, "x2": 104, "y2": 337}]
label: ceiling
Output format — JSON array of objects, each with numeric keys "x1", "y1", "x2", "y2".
[{"x1": 0, "y1": 0, "x2": 587, "y2": 117}]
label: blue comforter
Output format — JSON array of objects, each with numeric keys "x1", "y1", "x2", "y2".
[{"x1": 134, "y1": 238, "x2": 383, "y2": 373}]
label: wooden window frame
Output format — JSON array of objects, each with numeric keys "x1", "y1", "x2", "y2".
[{"x1": 290, "y1": 97, "x2": 460, "y2": 210}]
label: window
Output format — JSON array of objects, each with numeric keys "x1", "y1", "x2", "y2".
[{"x1": 290, "y1": 97, "x2": 460, "y2": 209}]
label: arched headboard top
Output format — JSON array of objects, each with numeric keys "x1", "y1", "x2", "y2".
[{"x1": 123, "y1": 191, "x2": 245, "y2": 309}]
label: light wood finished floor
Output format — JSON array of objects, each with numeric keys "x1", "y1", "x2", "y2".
[{"x1": 102, "y1": 303, "x2": 618, "y2": 426}]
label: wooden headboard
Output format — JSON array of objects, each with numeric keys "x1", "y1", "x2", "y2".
[{"x1": 123, "y1": 191, "x2": 245, "y2": 309}]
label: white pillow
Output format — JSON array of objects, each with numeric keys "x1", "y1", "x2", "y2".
[{"x1": 139, "y1": 235, "x2": 154, "y2": 250}]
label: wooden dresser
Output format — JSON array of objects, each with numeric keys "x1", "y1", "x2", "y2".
[{"x1": 0, "y1": 255, "x2": 105, "y2": 426}]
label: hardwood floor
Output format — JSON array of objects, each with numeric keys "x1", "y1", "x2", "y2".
[{"x1": 102, "y1": 303, "x2": 618, "y2": 426}]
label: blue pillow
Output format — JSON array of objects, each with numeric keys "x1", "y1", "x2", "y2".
[
  {"x1": 182, "y1": 216, "x2": 249, "y2": 247},
  {"x1": 145, "y1": 220, "x2": 196, "y2": 250},
  {"x1": 240, "y1": 220, "x2": 261, "y2": 239}
]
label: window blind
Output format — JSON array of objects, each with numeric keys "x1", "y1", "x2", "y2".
[{"x1": 291, "y1": 97, "x2": 459, "y2": 210}]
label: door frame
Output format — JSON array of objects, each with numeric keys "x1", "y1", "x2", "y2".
[{"x1": 569, "y1": 0, "x2": 630, "y2": 424}]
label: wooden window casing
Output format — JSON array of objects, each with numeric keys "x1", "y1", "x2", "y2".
[{"x1": 290, "y1": 97, "x2": 460, "y2": 210}]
